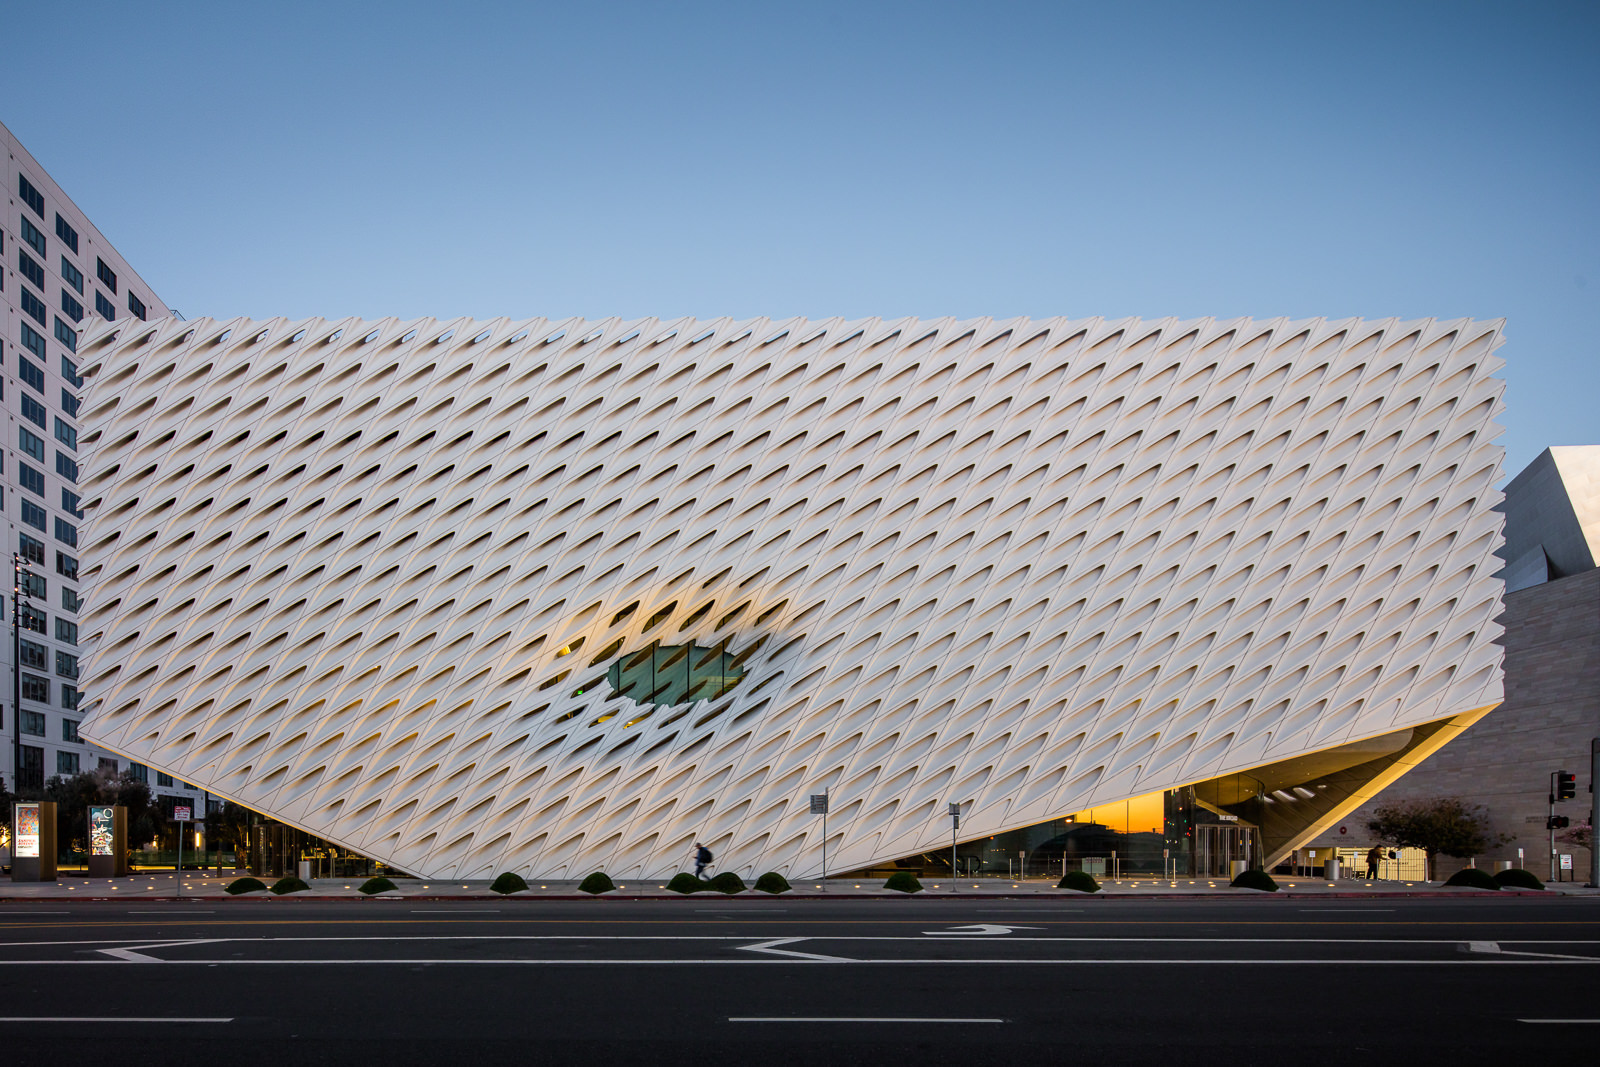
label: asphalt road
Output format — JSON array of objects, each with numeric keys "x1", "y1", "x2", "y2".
[{"x1": 0, "y1": 896, "x2": 1596, "y2": 1064}]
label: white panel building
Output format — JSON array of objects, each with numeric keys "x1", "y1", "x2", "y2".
[{"x1": 75, "y1": 313, "x2": 1506, "y2": 879}]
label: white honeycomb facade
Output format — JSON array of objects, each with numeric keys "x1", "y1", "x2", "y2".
[{"x1": 76, "y1": 314, "x2": 1506, "y2": 879}]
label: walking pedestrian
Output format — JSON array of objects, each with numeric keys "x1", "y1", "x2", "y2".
[
  {"x1": 694, "y1": 841, "x2": 713, "y2": 880},
  {"x1": 1365, "y1": 844, "x2": 1382, "y2": 880}
]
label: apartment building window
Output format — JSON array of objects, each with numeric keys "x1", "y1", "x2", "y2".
[
  {"x1": 94, "y1": 291, "x2": 116, "y2": 321},
  {"x1": 21, "y1": 674, "x2": 50, "y2": 703},
  {"x1": 21, "y1": 323, "x2": 48, "y2": 360},
  {"x1": 18, "y1": 250, "x2": 45, "y2": 288},
  {"x1": 54, "y1": 318, "x2": 76, "y2": 352},
  {"x1": 55, "y1": 420, "x2": 77, "y2": 452},
  {"x1": 57, "y1": 751, "x2": 79, "y2": 776},
  {"x1": 129, "y1": 762, "x2": 148, "y2": 783},
  {"x1": 20, "y1": 640, "x2": 46, "y2": 670},
  {"x1": 20, "y1": 711, "x2": 45, "y2": 736},
  {"x1": 96, "y1": 257, "x2": 117, "y2": 292},
  {"x1": 54, "y1": 214, "x2": 78, "y2": 253},
  {"x1": 61, "y1": 357, "x2": 83, "y2": 388},
  {"x1": 53, "y1": 517, "x2": 77, "y2": 547},
  {"x1": 98, "y1": 757, "x2": 116, "y2": 773},
  {"x1": 20, "y1": 395, "x2": 47, "y2": 429},
  {"x1": 19, "y1": 533, "x2": 45, "y2": 565},
  {"x1": 62, "y1": 488, "x2": 82, "y2": 517},
  {"x1": 19, "y1": 356, "x2": 46, "y2": 393},
  {"x1": 20, "y1": 500, "x2": 46, "y2": 531},
  {"x1": 56, "y1": 452, "x2": 78, "y2": 484},
  {"x1": 18, "y1": 746, "x2": 43, "y2": 789},
  {"x1": 60, "y1": 256, "x2": 83, "y2": 293},
  {"x1": 61, "y1": 718, "x2": 79, "y2": 743},
  {"x1": 55, "y1": 618, "x2": 76, "y2": 646},
  {"x1": 63, "y1": 684, "x2": 81, "y2": 710},
  {"x1": 55, "y1": 651, "x2": 80, "y2": 680},
  {"x1": 61, "y1": 585, "x2": 81, "y2": 612},
  {"x1": 128, "y1": 292, "x2": 147, "y2": 320},
  {"x1": 21, "y1": 606, "x2": 46, "y2": 634},
  {"x1": 18, "y1": 174, "x2": 45, "y2": 217},
  {"x1": 19, "y1": 428, "x2": 45, "y2": 461},
  {"x1": 156, "y1": 771, "x2": 174, "y2": 788},
  {"x1": 19, "y1": 215, "x2": 46, "y2": 255},
  {"x1": 20, "y1": 288, "x2": 47, "y2": 325},
  {"x1": 18, "y1": 463, "x2": 45, "y2": 497},
  {"x1": 23, "y1": 572, "x2": 46, "y2": 599},
  {"x1": 61, "y1": 391, "x2": 80, "y2": 418},
  {"x1": 60, "y1": 290, "x2": 84, "y2": 323}
]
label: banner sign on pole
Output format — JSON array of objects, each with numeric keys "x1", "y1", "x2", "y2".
[
  {"x1": 89, "y1": 806, "x2": 115, "y2": 857},
  {"x1": 14, "y1": 804, "x2": 40, "y2": 859},
  {"x1": 808, "y1": 794, "x2": 828, "y2": 815}
]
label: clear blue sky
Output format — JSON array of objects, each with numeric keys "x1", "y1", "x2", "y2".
[{"x1": 6, "y1": 0, "x2": 1595, "y2": 476}]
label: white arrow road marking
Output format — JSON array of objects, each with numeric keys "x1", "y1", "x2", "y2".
[
  {"x1": 93, "y1": 940, "x2": 223, "y2": 963},
  {"x1": 925, "y1": 924, "x2": 1045, "y2": 936},
  {"x1": 736, "y1": 937, "x2": 853, "y2": 962}
]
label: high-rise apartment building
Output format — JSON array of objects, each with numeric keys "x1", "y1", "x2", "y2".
[{"x1": 2, "y1": 120, "x2": 202, "y2": 817}]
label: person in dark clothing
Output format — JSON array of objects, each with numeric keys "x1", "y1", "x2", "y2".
[
  {"x1": 694, "y1": 842, "x2": 713, "y2": 879},
  {"x1": 1366, "y1": 845, "x2": 1383, "y2": 880}
]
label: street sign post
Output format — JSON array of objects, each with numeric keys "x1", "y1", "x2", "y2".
[
  {"x1": 809, "y1": 792, "x2": 829, "y2": 890},
  {"x1": 173, "y1": 805, "x2": 192, "y2": 895},
  {"x1": 947, "y1": 802, "x2": 960, "y2": 882}
]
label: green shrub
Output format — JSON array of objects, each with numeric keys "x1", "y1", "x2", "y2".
[
  {"x1": 666, "y1": 872, "x2": 705, "y2": 894},
  {"x1": 489, "y1": 872, "x2": 529, "y2": 895},
  {"x1": 753, "y1": 872, "x2": 791, "y2": 894},
  {"x1": 1057, "y1": 870, "x2": 1101, "y2": 893},
  {"x1": 357, "y1": 876, "x2": 397, "y2": 895},
  {"x1": 1229, "y1": 868, "x2": 1279, "y2": 892},
  {"x1": 1444, "y1": 867, "x2": 1500, "y2": 890},
  {"x1": 883, "y1": 871, "x2": 923, "y2": 893},
  {"x1": 1492, "y1": 867, "x2": 1545, "y2": 890},
  {"x1": 224, "y1": 876, "x2": 267, "y2": 895},
  {"x1": 269, "y1": 876, "x2": 311, "y2": 895},
  {"x1": 708, "y1": 871, "x2": 745, "y2": 895},
  {"x1": 578, "y1": 871, "x2": 615, "y2": 895}
]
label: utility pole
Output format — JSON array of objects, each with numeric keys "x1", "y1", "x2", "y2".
[{"x1": 1589, "y1": 739, "x2": 1599, "y2": 889}]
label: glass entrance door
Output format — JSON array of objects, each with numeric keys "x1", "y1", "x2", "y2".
[{"x1": 1194, "y1": 824, "x2": 1256, "y2": 876}]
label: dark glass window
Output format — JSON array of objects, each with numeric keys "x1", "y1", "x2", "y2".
[
  {"x1": 53, "y1": 517, "x2": 77, "y2": 547},
  {"x1": 55, "y1": 618, "x2": 77, "y2": 645},
  {"x1": 20, "y1": 395, "x2": 47, "y2": 428},
  {"x1": 18, "y1": 250, "x2": 45, "y2": 288},
  {"x1": 60, "y1": 357, "x2": 83, "y2": 388},
  {"x1": 20, "y1": 711, "x2": 46, "y2": 736},
  {"x1": 60, "y1": 256, "x2": 83, "y2": 293},
  {"x1": 19, "y1": 533, "x2": 45, "y2": 564},
  {"x1": 20, "y1": 288, "x2": 48, "y2": 325},
  {"x1": 54, "y1": 318, "x2": 77, "y2": 352},
  {"x1": 606, "y1": 640, "x2": 747, "y2": 708},
  {"x1": 54, "y1": 214, "x2": 78, "y2": 253},
  {"x1": 21, "y1": 674, "x2": 50, "y2": 703},
  {"x1": 128, "y1": 292, "x2": 147, "y2": 320},
  {"x1": 22, "y1": 572, "x2": 45, "y2": 599},
  {"x1": 94, "y1": 291, "x2": 116, "y2": 321},
  {"x1": 19, "y1": 427, "x2": 45, "y2": 460},
  {"x1": 62, "y1": 488, "x2": 81, "y2": 517},
  {"x1": 19, "y1": 746, "x2": 44, "y2": 789},
  {"x1": 61, "y1": 390, "x2": 80, "y2": 417},
  {"x1": 19, "y1": 357, "x2": 45, "y2": 394},
  {"x1": 21, "y1": 323, "x2": 48, "y2": 360},
  {"x1": 96, "y1": 257, "x2": 117, "y2": 293},
  {"x1": 18, "y1": 462, "x2": 45, "y2": 496},
  {"x1": 56, "y1": 452, "x2": 78, "y2": 483},
  {"x1": 56, "y1": 751, "x2": 79, "y2": 776},
  {"x1": 55, "y1": 651, "x2": 79, "y2": 679},
  {"x1": 18, "y1": 174, "x2": 45, "y2": 217},
  {"x1": 61, "y1": 586, "x2": 81, "y2": 612},
  {"x1": 97, "y1": 757, "x2": 116, "y2": 773},
  {"x1": 63, "y1": 684, "x2": 81, "y2": 711},
  {"x1": 21, "y1": 606, "x2": 46, "y2": 634},
  {"x1": 56, "y1": 552, "x2": 78, "y2": 580},
  {"x1": 20, "y1": 500, "x2": 47, "y2": 531},
  {"x1": 61, "y1": 718, "x2": 79, "y2": 743},
  {"x1": 20, "y1": 639, "x2": 47, "y2": 669},
  {"x1": 128, "y1": 762, "x2": 148, "y2": 783},
  {"x1": 55, "y1": 418, "x2": 77, "y2": 450},
  {"x1": 157, "y1": 771, "x2": 174, "y2": 788},
  {"x1": 60, "y1": 289, "x2": 83, "y2": 323},
  {"x1": 19, "y1": 216, "x2": 46, "y2": 255}
]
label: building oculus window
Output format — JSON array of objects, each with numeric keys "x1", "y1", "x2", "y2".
[
  {"x1": 19, "y1": 356, "x2": 45, "y2": 394},
  {"x1": 19, "y1": 533, "x2": 45, "y2": 565},
  {"x1": 18, "y1": 174, "x2": 45, "y2": 217},
  {"x1": 18, "y1": 463, "x2": 44, "y2": 497},
  {"x1": 20, "y1": 710, "x2": 45, "y2": 736},
  {"x1": 60, "y1": 256, "x2": 83, "y2": 293},
  {"x1": 94, "y1": 291, "x2": 116, "y2": 321},
  {"x1": 56, "y1": 452, "x2": 78, "y2": 483},
  {"x1": 60, "y1": 289, "x2": 84, "y2": 323},
  {"x1": 20, "y1": 395, "x2": 48, "y2": 429},
  {"x1": 21, "y1": 323, "x2": 48, "y2": 360},
  {"x1": 57, "y1": 751, "x2": 79, "y2": 776},
  {"x1": 128, "y1": 292, "x2": 147, "y2": 320},
  {"x1": 54, "y1": 517, "x2": 77, "y2": 547},
  {"x1": 18, "y1": 250, "x2": 45, "y2": 288},
  {"x1": 19, "y1": 215, "x2": 47, "y2": 255},
  {"x1": 20, "y1": 500, "x2": 47, "y2": 531},
  {"x1": 20, "y1": 287, "x2": 48, "y2": 325},
  {"x1": 54, "y1": 317, "x2": 76, "y2": 352},
  {"x1": 55, "y1": 418, "x2": 77, "y2": 451},
  {"x1": 21, "y1": 674, "x2": 50, "y2": 703},
  {"x1": 54, "y1": 214, "x2": 78, "y2": 253},
  {"x1": 96, "y1": 257, "x2": 117, "y2": 293}
]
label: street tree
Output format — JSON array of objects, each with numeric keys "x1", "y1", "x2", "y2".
[{"x1": 1365, "y1": 797, "x2": 1504, "y2": 880}]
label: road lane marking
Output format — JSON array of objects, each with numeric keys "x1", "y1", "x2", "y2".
[
  {"x1": 93, "y1": 939, "x2": 225, "y2": 962},
  {"x1": 0, "y1": 1017, "x2": 233, "y2": 1022},
  {"x1": 737, "y1": 937, "x2": 853, "y2": 962},
  {"x1": 730, "y1": 1016, "x2": 1005, "y2": 1023},
  {"x1": 1519, "y1": 1019, "x2": 1600, "y2": 1024},
  {"x1": 926, "y1": 924, "x2": 1044, "y2": 936},
  {"x1": 409, "y1": 910, "x2": 501, "y2": 914},
  {"x1": 1299, "y1": 909, "x2": 1395, "y2": 913},
  {"x1": 0, "y1": 957, "x2": 1597, "y2": 966}
]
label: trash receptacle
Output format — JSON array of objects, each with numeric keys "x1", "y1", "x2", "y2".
[
  {"x1": 1229, "y1": 859, "x2": 1248, "y2": 878},
  {"x1": 297, "y1": 860, "x2": 312, "y2": 881},
  {"x1": 1323, "y1": 858, "x2": 1340, "y2": 880}
]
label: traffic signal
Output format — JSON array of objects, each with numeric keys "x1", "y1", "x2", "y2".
[
  {"x1": 1555, "y1": 771, "x2": 1577, "y2": 801},
  {"x1": 1547, "y1": 815, "x2": 1570, "y2": 830}
]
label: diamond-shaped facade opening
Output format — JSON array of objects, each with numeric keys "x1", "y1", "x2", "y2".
[{"x1": 607, "y1": 641, "x2": 746, "y2": 708}]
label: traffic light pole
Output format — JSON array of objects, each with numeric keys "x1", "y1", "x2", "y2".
[
  {"x1": 1549, "y1": 771, "x2": 1557, "y2": 882},
  {"x1": 1590, "y1": 739, "x2": 1599, "y2": 889}
]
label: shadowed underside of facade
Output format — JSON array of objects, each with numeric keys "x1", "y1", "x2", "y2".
[{"x1": 75, "y1": 314, "x2": 1505, "y2": 878}]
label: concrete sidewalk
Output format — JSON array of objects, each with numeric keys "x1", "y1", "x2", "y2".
[{"x1": 0, "y1": 869, "x2": 1592, "y2": 901}]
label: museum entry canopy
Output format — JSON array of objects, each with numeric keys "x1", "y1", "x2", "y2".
[{"x1": 73, "y1": 314, "x2": 1506, "y2": 879}]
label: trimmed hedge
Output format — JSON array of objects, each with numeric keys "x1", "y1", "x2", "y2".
[
  {"x1": 1229, "y1": 868, "x2": 1279, "y2": 892},
  {"x1": 1057, "y1": 870, "x2": 1101, "y2": 893},
  {"x1": 224, "y1": 876, "x2": 267, "y2": 895},
  {"x1": 1444, "y1": 867, "x2": 1500, "y2": 890},
  {"x1": 270, "y1": 875, "x2": 311, "y2": 895},
  {"x1": 753, "y1": 872, "x2": 791, "y2": 894},
  {"x1": 489, "y1": 872, "x2": 530, "y2": 895},
  {"x1": 708, "y1": 871, "x2": 745, "y2": 895},
  {"x1": 357, "y1": 876, "x2": 397, "y2": 895},
  {"x1": 578, "y1": 871, "x2": 615, "y2": 895},
  {"x1": 1493, "y1": 867, "x2": 1545, "y2": 890},
  {"x1": 667, "y1": 873, "x2": 706, "y2": 894},
  {"x1": 883, "y1": 871, "x2": 923, "y2": 893}
]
